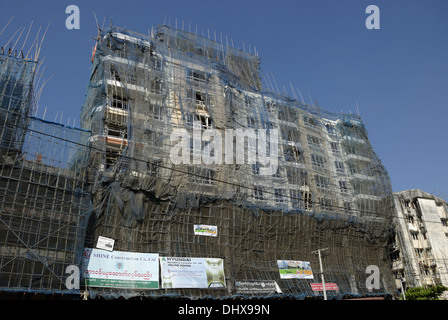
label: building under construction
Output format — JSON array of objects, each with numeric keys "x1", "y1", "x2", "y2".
[{"x1": 0, "y1": 24, "x2": 396, "y2": 299}]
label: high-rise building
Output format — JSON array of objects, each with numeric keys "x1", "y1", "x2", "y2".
[
  {"x1": 79, "y1": 25, "x2": 395, "y2": 299},
  {"x1": 391, "y1": 189, "x2": 448, "y2": 291}
]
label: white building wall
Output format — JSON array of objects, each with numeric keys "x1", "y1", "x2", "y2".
[
  {"x1": 418, "y1": 198, "x2": 448, "y2": 286},
  {"x1": 392, "y1": 190, "x2": 448, "y2": 290}
]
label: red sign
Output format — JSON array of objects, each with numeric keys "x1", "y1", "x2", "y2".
[{"x1": 311, "y1": 283, "x2": 338, "y2": 291}]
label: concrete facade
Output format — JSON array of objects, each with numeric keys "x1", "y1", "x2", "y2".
[{"x1": 391, "y1": 189, "x2": 448, "y2": 290}]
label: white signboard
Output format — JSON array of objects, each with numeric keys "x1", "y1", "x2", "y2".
[
  {"x1": 160, "y1": 257, "x2": 225, "y2": 289},
  {"x1": 82, "y1": 248, "x2": 159, "y2": 289},
  {"x1": 96, "y1": 236, "x2": 115, "y2": 251}
]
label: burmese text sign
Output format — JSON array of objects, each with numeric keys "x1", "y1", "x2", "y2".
[{"x1": 82, "y1": 248, "x2": 159, "y2": 289}]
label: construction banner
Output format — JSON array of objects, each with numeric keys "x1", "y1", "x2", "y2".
[
  {"x1": 277, "y1": 260, "x2": 314, "y2": 279},
  {"x1": 160, "y1": 257, "x2": 226, "y2": 289},
  {"x1": 82, "y1": 248, "x2": 159, "y2": 289}
]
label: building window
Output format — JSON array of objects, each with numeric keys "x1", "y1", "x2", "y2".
[
  {"x1": 150, "y1": 78, "x2": 163, "y2": 94},
  {"x1": 245, "y1": 96, "x2": 255, "y2": 108},
  {"x1": 330, "y1": 142, "x2": 339, "y2": 153},
  {"x1": 315, "y1": 175, "x2": 330, "y2": 189},
  {"x1": 343, "y1": 201, "x2": 351, "y2": 213},
  {"x1": 406, "y1": 215, "x2": 414, "y2": 224},
  {"x1": 266, "y1": 101, "x2": 277, "y2": 113},
  {"x1": 344, "y1": 144, "x2": 357, "y2": 155},
  {"x1": 415, "y1": 248, "x2": 423, "y2": 258},
  {"x1": 325, "y1": 124, "x2": 336, "y2": 135},
  {"x1": 300, "y1": 184, "x2": 312, "y2": 211},
  {"x1": 286, "y1": 167, "x2": 307, "y2": 185},
  {"x1": 311, "y1": 154, "x2": 326, "y2": 169},
  {"x1": 148, "y1": 130, "x2": 163, "y2": 148},
  {"x1": 188, "y1": 167, "x2": 215, "y2": 185},
  {"x1": 148, "y1": 103, "x2": 163, "y2": 120},
  {"x1": 284, "y1": 145, "x2": 302, "y2": 162},
  {"x1": 290, "y1": 189, "x2": 300, "y2": 209},
  {"x1": 274, "y1": 188, "x2": 286, "y2": 203},
  {"x1": 252, "y1": 162, "x2": 260, "y2": 175},
  {"x1": 307, "y1": 135, "x2": 321, "y2": 148},
  {"x1": 197, "y1": 114, "x2": 212, "y2": 129},
  {"x1": 411, "y1": 233, "x2": 419, "y2": 241},
  {"x1": 303, "y1": 115, "x2": 318, "y2": 128},
  {"x1": 110, "y1": 65, "x2": 121, "y2": 81},
  {"x1": 254, "y1": 186, "x2": 264, "y2": 200},
  {"x1": 247, "y1": 116, "x2": 256, "y2": 128},
  {"x1": 151, "y1": 55, "x2": 163, "y2": 71},
  {"x1": 339, "y1": 181, "x2": 348, "y2": 193},
  {"x1": 441, "y1": 218, "x2": 448, "y2": 227},
  {"x1": 111, "y1": 94, "x2": 128, "y2": 110},
  {"x1": 319, "y1": 198, "x2": 333, "y2": 212},
  {"x1": 187, "y1": 68, "x2": 208, "y2": 83},
  {"x1": 335, "y1": 161, "x2": 345, "y2": 173}
]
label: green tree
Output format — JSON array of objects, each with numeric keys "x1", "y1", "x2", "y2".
[{"x1": 403, "y1": 285, "x2": 447, "y2": 300}]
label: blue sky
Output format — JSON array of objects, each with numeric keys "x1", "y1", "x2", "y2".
[{"x1": 1, "y1": 0, "x2": 447, "y2": 200}]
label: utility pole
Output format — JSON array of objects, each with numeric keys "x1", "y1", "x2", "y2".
[
  {"x1": 400, "y1": 278, "x2": 406, "y2": 300},
  {"x1": 312, "y1": 247, "x2": 329, "y2": 300}
]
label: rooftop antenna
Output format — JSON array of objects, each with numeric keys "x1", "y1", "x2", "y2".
[{"x1": 356, "y1": 101, "x2": 360, "y2": 116}]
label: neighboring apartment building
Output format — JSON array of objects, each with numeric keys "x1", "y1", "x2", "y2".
[{"x1": 391, "y1": 189, "x2": 448, "y2": 290}]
